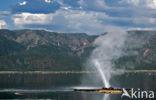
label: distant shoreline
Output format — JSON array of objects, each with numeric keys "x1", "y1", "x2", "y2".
[
  {"x1": 0, "y1": 71, "x2": 92, "y2": 74},
  {"x1": 0, "y1": 70, "x2": 155, "y2": 74}
]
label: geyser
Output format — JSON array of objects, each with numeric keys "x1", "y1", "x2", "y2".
[
  {"x1": 88, "y1": 29, "x2": 128, "y2": 87},
  {"x1": 94, "y1": 60, "x2": 110, "y2": 88}
]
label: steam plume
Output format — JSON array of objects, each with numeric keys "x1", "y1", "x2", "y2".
[{"x1": 89, "y1": 29, "x2": 128, "y2": 87}]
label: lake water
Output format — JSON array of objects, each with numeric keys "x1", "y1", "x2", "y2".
[{"x1": 0, "y1": 72, "x2": 155, "y2": 100}]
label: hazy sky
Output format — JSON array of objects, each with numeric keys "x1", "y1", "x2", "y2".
[{"x1": 1, "y1": 0, "x2": 156, "y2": 34}]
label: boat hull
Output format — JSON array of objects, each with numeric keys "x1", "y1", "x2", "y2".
[{"x1": 74, "y1": 87, "x2": 131, "y2": 94}]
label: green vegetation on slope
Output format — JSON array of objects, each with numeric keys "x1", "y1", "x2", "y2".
[
  {"x1": 0, "y1": 35, "x2": 25, "y2": 56},
  {"x1": 0, "y1": 29, "x2": 97, "y2": 71},
  {"x1": 0, "y1": 29, "x2": 156, "y2": 71},
  {"x1": 115, "y1": 31, "x2": 156, "y2": 70}
]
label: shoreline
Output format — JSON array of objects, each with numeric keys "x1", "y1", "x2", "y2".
[{"x1": 0, "y1": 70, "x2": 155, "y2": 74}]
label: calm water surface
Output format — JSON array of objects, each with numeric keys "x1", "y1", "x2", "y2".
[{"x1": 0, "y1": 72, "x2": 155, "y2": 100}]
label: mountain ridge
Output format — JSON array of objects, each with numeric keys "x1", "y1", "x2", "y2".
[
  {"x1": 0, "y1": 29, "x2": 98, "y2": 71},
  {"x1": 0, "y1": 29, "x2": 156, "y2": 71}
]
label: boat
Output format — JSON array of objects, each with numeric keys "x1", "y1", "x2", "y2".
[{"x1": 74, "y1": 87, "x2": 131, "y2": 94}]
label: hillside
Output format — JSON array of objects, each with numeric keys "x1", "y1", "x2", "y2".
[
  {"x1": 116, "y1": 30, "x2": 156, "y2": 70},
  {"x1": 0, "y1": 29, "x2": 156, "y2": 71},
  {"x1": 0, "y1": 35, "x2": 25, "y2": 56},
  {"x1": 0, "y1": 29, "x2": 97, "y2": 71}
]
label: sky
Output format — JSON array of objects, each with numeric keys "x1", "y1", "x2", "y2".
[{"x1": 1, "y1": 0, "x2": 156, "y2": 34}]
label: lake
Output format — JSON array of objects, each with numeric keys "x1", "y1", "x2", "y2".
[{"x1": 0, "y1": 72, "x2": 155, "y2": 100}]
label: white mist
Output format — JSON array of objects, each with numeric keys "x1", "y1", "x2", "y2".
[{"x1": 88, "y1": 28, "x2": 128, "y2": 87}]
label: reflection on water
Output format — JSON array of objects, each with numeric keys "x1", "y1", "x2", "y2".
[{"x1": 0, "y1": 72, "x2": 155, "y2": 100}]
